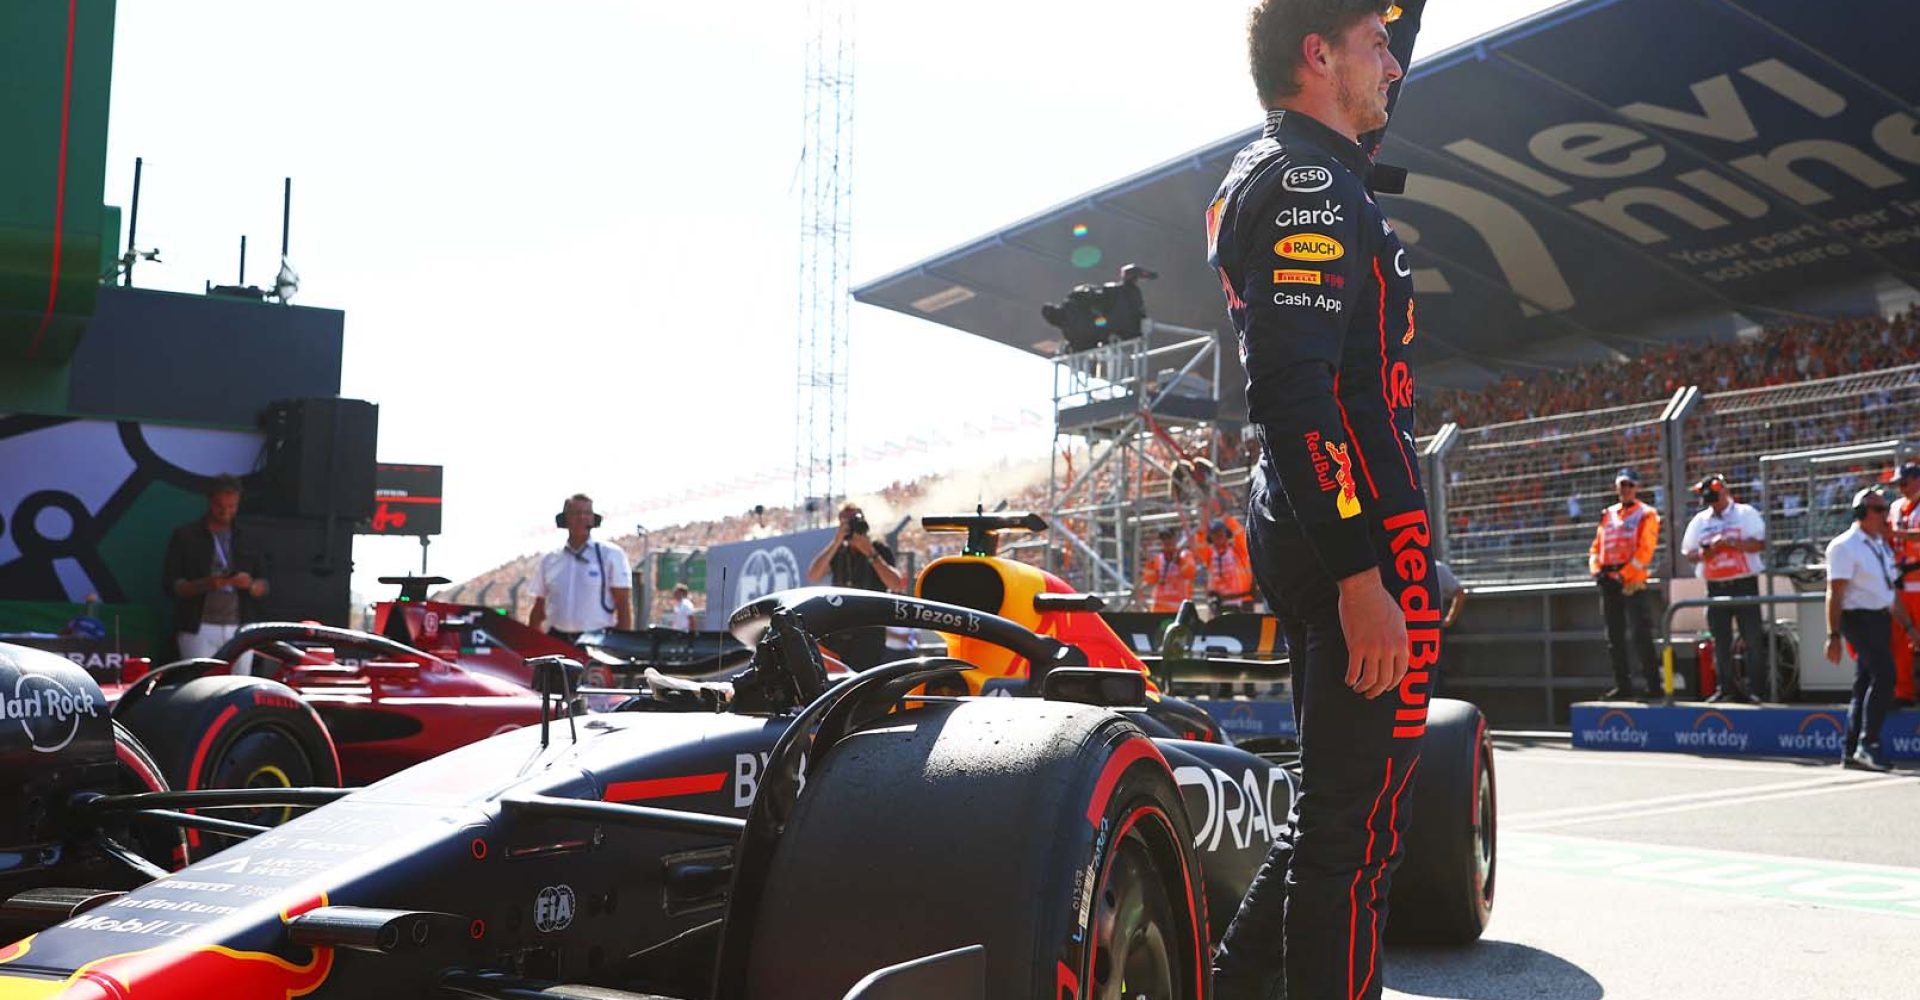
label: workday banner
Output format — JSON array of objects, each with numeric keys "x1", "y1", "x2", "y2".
[{"x1": 1572, "y1": 703, "x2": 1920, "y2": 760}]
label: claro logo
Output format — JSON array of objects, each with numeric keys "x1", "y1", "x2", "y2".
[{"x1": 3, "y1": 670, "x2": 101, "y2": 753}]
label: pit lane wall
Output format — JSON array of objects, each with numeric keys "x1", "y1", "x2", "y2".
[{"x1": 1572, "y1": 702, "x2": 1920, "y2": 760}]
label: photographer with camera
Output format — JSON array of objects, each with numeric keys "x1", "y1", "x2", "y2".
[{"x1": 806, "y1": 502, "x2": 906, "y2": 668}]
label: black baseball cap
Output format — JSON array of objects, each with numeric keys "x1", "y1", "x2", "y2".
[
  {"x1": 1614, "y1": 469, "x2": 1639, "y2": 485},
  {"x1": 1693, "y1": 475, "x2": 1726, "y2": 495},
  {"x1": 1898, "y1": 462, "x2": 1920, "y2": 481}
]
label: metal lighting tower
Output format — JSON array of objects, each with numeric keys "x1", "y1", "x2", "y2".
[{"x1": 793, "y1": 0, "x2": 856, "y2": 522}]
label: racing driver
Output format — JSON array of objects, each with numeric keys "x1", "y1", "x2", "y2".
[{"x1": 1204, "y1": 2, "x2": 1432, "y2": 998}]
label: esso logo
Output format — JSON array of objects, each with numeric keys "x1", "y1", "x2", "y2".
[{"x1": 1282, "y1": 165, "x2": 1333, "y2": 193}]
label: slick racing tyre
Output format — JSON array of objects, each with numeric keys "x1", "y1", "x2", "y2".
[
  {"x1": 1386, "y1": 698, "x2": 1495, "y2": 945},
  {"x1": 117, "y1": 675, "x2": 341, "y2": 833},
  {"x1": 742, "y1": 700, "x2": 1208, "y2": 1000}
]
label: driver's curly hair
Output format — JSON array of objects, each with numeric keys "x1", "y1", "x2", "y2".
[{"x1": 1247, "y1": 0, "x2": 1396, "y2": 104}]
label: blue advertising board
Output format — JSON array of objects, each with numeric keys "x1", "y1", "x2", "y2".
[{"x1": 1572, "y1": 702, "x2": 1920, "y2": 760}]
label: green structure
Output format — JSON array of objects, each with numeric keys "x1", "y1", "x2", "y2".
[{"x1": 0, "y1": 0, "x2": 120, "y2": 399}]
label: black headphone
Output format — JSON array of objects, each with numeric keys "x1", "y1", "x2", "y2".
[
  {"x1": 555, "y1": 497, "x2": 604, "y2": 529},
  {"x1": 1852, "y1": 486, "x2": 1888, "y2": 521}
]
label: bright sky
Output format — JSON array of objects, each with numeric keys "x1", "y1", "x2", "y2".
[{"x1": 102, "y1": 0, "x2": 1560, "y2": 598}]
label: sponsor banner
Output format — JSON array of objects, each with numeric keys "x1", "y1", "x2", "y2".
[
  {"x1": 702, "y1": 528, "x2": 837, "y2": 630},
  {"x1": 1571, "y1": 703, "x2": 1920, "y2": 759},
  {"x1": 1191, "y1": 698, "x2": 1298, "y2": 741}
]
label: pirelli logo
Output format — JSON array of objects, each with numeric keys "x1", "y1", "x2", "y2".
[{"x1": 1272, "y1": 269, "x2": 1322, "y2": 285}]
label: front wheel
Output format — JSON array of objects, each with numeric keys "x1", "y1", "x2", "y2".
[
  {"x1": 116, "y1": 675, "x2": 341, "y2": 834},
  {"x1": 736, "y1": 700, "x2": 1208, "y2": 1000}
]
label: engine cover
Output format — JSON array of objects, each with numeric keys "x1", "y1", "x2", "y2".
[{"x1": 0, "y1": 642, "x2": 115, "y2": 849}]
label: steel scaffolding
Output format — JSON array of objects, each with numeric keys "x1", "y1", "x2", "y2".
[{"x1": 1044, "y1": 322, "x2": 1226, "y2": 605}]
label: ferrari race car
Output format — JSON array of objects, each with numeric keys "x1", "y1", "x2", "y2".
[
  {"x1": 0, "y1": 556, "x2": 1495, "y2": 999},
  {"x1": 101, "y1": 577, "x2": 758, "y2": 791}
]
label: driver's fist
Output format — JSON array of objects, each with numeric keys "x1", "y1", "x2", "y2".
[{"x1": 229, "y1": 572, "x2": 253, "y2": 589}]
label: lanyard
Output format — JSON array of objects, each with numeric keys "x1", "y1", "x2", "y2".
[
  {"x1": 1862, "y1": 533, "x2": 1897, "y2": 592},
  {"x1": 211, "y1": 531, "x2": 231, "y2": 569}
]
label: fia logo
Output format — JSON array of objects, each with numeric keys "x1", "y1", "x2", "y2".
[{"x1": 534, "y1": 885, "x2": 576, "y2": 933}]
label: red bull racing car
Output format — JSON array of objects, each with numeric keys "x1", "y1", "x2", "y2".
[{"x1": 0, "y1": 514, "x2": 1494, "y2": 999}]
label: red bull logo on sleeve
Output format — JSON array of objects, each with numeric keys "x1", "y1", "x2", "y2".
[
  {"x1": 1384, "y1": 509, "x2": 1436, "y2": 739},
  {"x1": 1325, "y1": 442, "x2": 1362, "y2": 520}
]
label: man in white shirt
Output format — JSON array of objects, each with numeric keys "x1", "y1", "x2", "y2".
[
  {"x1": 528, "y1": 494, "x2": 633, "y2": 642},
  {"x1": 1826, "y1": 487, "x2": 1920, "y2": 771},
  {"x1": 667, "y1": 584, "x2": 698, "y2": 632},
  {"x1": 1681, "y1": 475, "x2": 1769, "y2": 702}
]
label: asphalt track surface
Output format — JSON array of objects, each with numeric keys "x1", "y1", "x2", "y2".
[{"x1": 1382, "y1": 740, "x2": 1919, "y2": 1000}]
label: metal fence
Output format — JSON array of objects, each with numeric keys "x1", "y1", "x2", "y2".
[
  {"x1": 1691, "y1": 363, "x2": 1920, "y2": 543},
  {"x1": 1438, "y1": 362, "x2": 1920, "y2": 585},
  {"x1": 1442, "y1": 400, "x2": 1669, "y2": 585}
]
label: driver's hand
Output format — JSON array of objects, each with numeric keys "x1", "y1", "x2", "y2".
[
  {"x1": 1336, "y1": 569, "x2": 1409, "y2": 700},
  {"x1": 247, "y1": 579, "x2": 268, "y2": 598},
  {"x1": 229, "y1": 572, "x2": 253, "y2": 589}
]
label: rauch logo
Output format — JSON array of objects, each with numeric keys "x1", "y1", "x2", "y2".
[{"x1": 1580, "y1": 708, "x2": 1649, "y2": 748}]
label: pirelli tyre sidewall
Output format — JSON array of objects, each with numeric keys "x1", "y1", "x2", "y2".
[
  {"x1": 742, "y1": 699, "x2": 1209, "y2": 1000},
  {"x1": 116, "y1": 675, "x2": 341, "y2": 835},
  {"x1": 1386, "y1": 698, "x2": 1496, "y2": 945}
]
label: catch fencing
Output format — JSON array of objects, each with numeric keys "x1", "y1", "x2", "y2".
[{"x1": 1434, "y1": 362, "x2": 1920, "y2": 585}]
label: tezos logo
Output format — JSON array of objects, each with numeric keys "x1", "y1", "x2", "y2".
[
  {"x1": 1273, "y1": 200, "x2": 1344, "y2": 228},
  {"x1": 1281, "y1": 165, "x2": 1332, "y2": 193},
  {"x1": 4, "y1": 671, "x2": 101, "y2": 753},
  {"x1": 737, "y1": 546, "x2": 802, "y2": 610},
  {"x1": 1274, "y1": 235, "x2": 1344, "y2": 262},
  {"x1": 534, "y1": 885, "x2": 575, "y2": 932}
]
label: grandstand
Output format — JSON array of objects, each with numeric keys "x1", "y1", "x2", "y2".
[{"x1": 438, "y1": 0, "x2": 1920, "y2": 723}]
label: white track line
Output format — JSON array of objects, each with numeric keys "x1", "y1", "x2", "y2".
[
  {"x1": 1498, "y1": 750, "x2": 1848, "y2": 775},
  {"x1": 1509, "y1": 773, "x2": 1909, "y2": 831},
  {"x1": 1503, "y1": 773, "x2": 1882, "y2": 823}
]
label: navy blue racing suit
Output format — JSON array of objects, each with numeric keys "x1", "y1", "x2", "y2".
[{"x1": 1206, "y1": 108, "x2": 1437, "y2": 1000}]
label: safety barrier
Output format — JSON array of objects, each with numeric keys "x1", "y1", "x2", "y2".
[{"x1": 1570, "y1": 702, "x2": 1920, "y2": 760}]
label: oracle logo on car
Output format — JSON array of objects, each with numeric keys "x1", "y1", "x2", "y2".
[{"x1": 1175, "y1": 765, "x2": 1292, "y2": 852}]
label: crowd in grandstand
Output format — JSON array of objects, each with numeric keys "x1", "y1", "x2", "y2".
[
  {"x1": 1417, "y1": 307, "x2": 1920, "y2": 429},
  {"x1": 436, "y1": 311, "x2": 1920, "y2": 614}
]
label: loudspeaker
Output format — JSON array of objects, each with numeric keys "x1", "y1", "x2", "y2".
[
  {"x1": 257, "y1": 398, "x2": 378, "y2": 519},
  {"x1": 236, "y1": 513, "x2": 353, "y2": 627}
]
